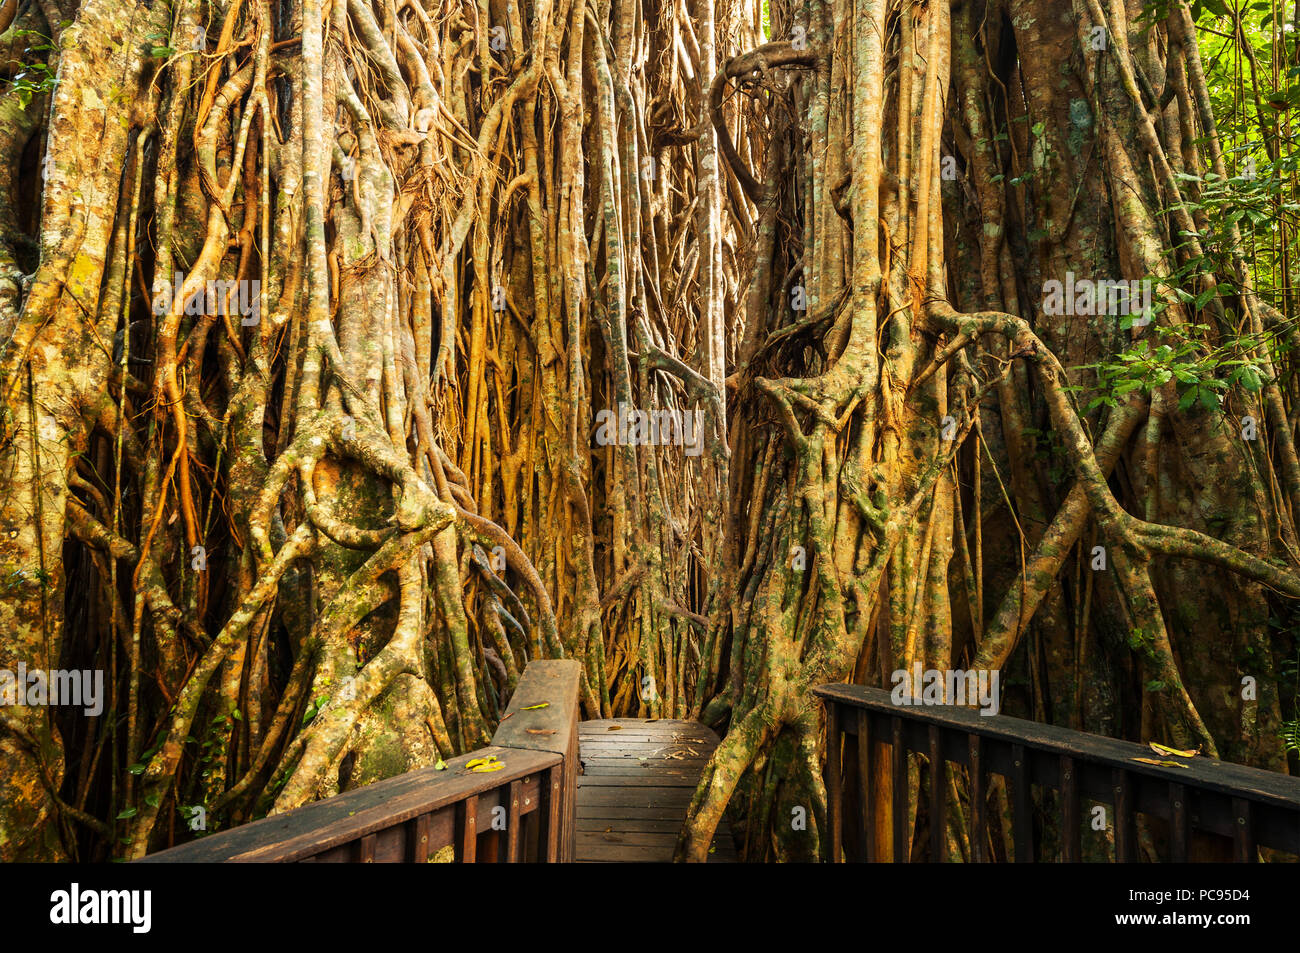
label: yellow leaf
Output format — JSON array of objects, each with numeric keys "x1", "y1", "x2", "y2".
[
  {"x1": 465, "y1": 756, "x2": 499, "y2": 769},
  {"x1": 471, "y1": 761, "x2": 506, "y2": 773},
  {"x1": 434, "y1": 758, "x2": 446, "y2": 771},
  {"x1": 607, "y1": 725, "x2": 623, "y2": 731},
  {"x1": 1149, "y1": 742, "x2": 1199, "y2": 758},
  {"x1": 521, "y1": 703, "x2": 550, "y2": 710},
  {"x1": 1133, "y1": 757, "x2": 1189, "y2": 768}
]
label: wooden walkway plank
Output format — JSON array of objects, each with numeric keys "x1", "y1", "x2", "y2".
[{"x1": 576, "y1": 719, "x2": 736, "y2": 862}]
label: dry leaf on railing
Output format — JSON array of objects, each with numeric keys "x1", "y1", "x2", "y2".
[{"x1": 1149, "y1": 742, "x2": 1199, "y2": 758}]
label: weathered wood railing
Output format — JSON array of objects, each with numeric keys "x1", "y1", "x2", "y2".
[
  {"x1": 816, "y1": 682, "x2": 1300, "y2": 862},
  {"x1": 141, "y1": 660, "x2": 580, "y2": 862}
]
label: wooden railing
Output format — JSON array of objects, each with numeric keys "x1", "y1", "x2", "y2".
[
  {"x1": 816, "y1": 682, "x2": 1300, "y2": 862},
  {"x1": 141, "y1": 660, "x2": 581, "y2": 863}
]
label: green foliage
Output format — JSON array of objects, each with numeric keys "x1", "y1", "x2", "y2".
[
  {"x1": 1284, "y1": 719, "x2": 1300, "y2": 754},
  {"x1": 2, "y1": 31, "x2": 56, "y2": 111},
  {"x1": 1079, "y1": 323, "x2": 1270, "y2": 414},
  {"x1": 1075, "y1": 127, "x2": 1296, "y2": 414}
]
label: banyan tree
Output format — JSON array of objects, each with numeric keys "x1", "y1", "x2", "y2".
[{"x1": 0, "y1": 0, "x2": 1297, "y2": 861}]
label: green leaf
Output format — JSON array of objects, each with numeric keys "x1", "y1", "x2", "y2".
[{"x1": 116, "y1": 807, "x2": 138, "y2": 820}]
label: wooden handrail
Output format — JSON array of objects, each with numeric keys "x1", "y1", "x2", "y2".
[
  {"x1": 815, "y1": 682, "x2": 1300, "y2": 862},
  {"x1": 140, "y1": 660, "x2": 582, "y2": 862}
]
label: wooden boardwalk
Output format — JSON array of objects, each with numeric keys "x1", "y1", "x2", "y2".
[{"x1": 576, "y1": 718, "x2": 737, "y2": 862}]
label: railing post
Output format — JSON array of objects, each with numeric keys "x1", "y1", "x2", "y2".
[
  {"x1": 1112, "y1": 768, "x2": 1136, "y2": 863},
  {"x1": 857, "y1": 710, "x2": 873, "y2": 862},
  {"x1": 928, "y1": 725, "x2": 944, "y2": 862},
  {"x1": 891, "y1": 717, "x2": 908, "y2": 863},
  {"x1": 458, "y1": 796, "x2": 478, "y2": 862},
  {"x1": 1232, "y1": 797, "x2": 1256, "y2": 863},
  {"x1": 506, "y1": 780, "x2": 522, "y2": 862},
  {"x1": 1011, "y1": 744, "x2": 1032, "y2": 862},
  {"x1": 969, "y1": 734, "x2": 986, "y2": 863},
  {"x1": 827, "y1": 701, "x2": 842, "y2": 863},
  {"x1": 1060, "y1": 756, "x2": 1079, "y2": 863},
  {"x1": 1169, "y1": 783, "x2": 1188, "y2": 862}
]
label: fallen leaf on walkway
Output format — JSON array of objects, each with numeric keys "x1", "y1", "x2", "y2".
[
  {"x1": 521, "y1": 703, "x2": 550, "y2": 710},
  {"x1": 1133, "y1": 757, "x2": 1189, "y2": 768},
  {"x1": 472, "y1": 761, "x2": 505, "y2": 773},
  {"x1": 526, "y1": 728, "x2": 556, "y2": 735},
  {"x1": 607, "y1": 725, "x2": 623, "y2": 731}
]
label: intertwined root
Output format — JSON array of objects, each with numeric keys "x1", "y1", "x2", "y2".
[{"x1": 0, "y1": 0, "x2": 1297, "y2": 863}]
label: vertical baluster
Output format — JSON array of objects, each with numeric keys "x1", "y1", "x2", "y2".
[
  {"x1": 1169, "y1": 783, "x2": 1188, "y2": 862},
  {"x1": 458, "y1": 795, "x2": 478, "y2": 862},
  {"x1": 357, "y1": 833, "x2": 377, "y2": 863},
  {"x1": 827, "y1": 702, "x2": 842, "y2": 863},
  {"x1": 543, "y1": 764, "x2": 562, "y2": 862},
  {"x1": 1011, "y1": 744, "x2": 1032, "y2": 862},
  {"x1": 969, "y1": 735, "x2": 986, "y2": 863},
  {"x1": 892, "y1": 717, "x2": 908, "y2": 863},
  {"x1": 1232, "y1": 798, "x2": 1256, "y2": 863},
  {"x1": 929, "y1": 725, "x2": 945, "y2": 862},
  {"x1": 410, "y1": 813, "x2": 432, "y2": 863},
  {"x1": 1112, "y1": 768, "x2": 1135, "y2": 863},
  {"x1": 858, "y1": 710, "x2": 874, "y2": 862},
  {"x1": 1060, "y1": 756, "x2": 1080, "y2": 863},
  {"x1": 507, "y1": 780, "x2": 522, "y2": 862},
  {"x1": 564, "y1": 728, "x2": 578, "y2": 862}
]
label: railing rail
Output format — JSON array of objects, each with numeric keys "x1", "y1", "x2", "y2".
[
  {"x1": 141, "y1": 660, "x2": 581, "y2": 863},
  {"x1": 816, "y1": 682, "x2": 1300, "y2": 862}
]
